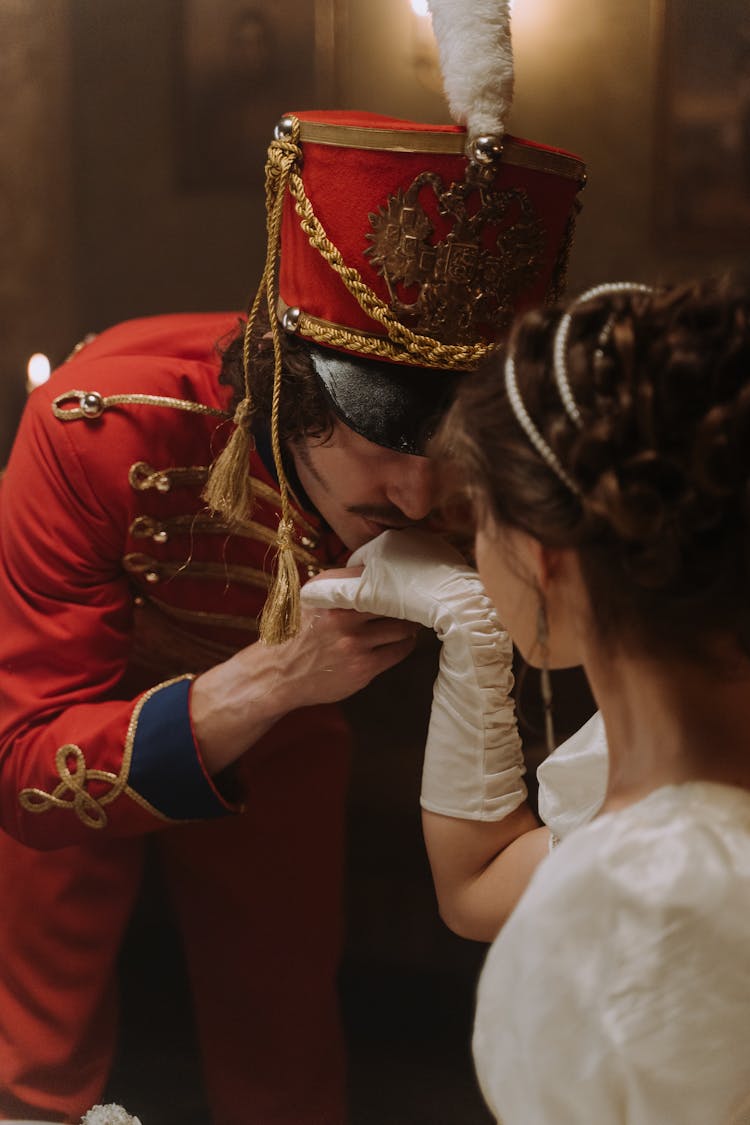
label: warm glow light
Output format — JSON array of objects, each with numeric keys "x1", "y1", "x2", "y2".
[
  {"x1": 26, "y1": 352, "x2": 51, "y2": 389},
  {"x1": 508, "y1": 0, "x2": 548, "y2": 37},
  {"x1": 410, "y1": 0, "x2": 430, "y2": 17}
]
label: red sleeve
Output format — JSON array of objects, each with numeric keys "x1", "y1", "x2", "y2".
[{"x1": 0, "y1": 387, "x2": 235, "y2": 850}]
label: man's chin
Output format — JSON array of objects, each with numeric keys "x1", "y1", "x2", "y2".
[
  {"x1": 339, "y1": 526, "x2": 381, "y2": 553},
  {"x1": 336, "y1": 518, "x2": 393, "y2": 552}
]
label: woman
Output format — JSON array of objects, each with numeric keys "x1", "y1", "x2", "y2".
[
  {"x1": 434, "y1": 277, "x2": 750, "y2": 1122},
  {"x1": 303, "y1": 277, "x2": 750, "y2": 1123}
]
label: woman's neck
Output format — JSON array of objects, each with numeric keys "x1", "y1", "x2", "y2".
[{"x1": 582, "y1": 642, "x2": 750, "y2": 813}]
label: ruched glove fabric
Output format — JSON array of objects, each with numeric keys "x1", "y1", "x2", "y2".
[{"x1": 301, "y1": 530, "x2": 526, "y2": 821}]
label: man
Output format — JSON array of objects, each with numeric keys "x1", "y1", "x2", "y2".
[{"x1": 0, "y1": 109, "x2": 584, "y2": 1122}]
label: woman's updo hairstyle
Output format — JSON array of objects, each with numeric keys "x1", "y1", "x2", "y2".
[{"x1": 438, "y1": 276, "x2": 750, "y2": 663}]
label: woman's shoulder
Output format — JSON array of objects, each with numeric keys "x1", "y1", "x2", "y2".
[
  {"x1": 535, "y1": 781, "x2": 750, "y2": 922},
  {"x1": 496, "y1": 783, "x2": 750, "y2": 1058},
  {"x1": 495, "y1": 782, "x2": 750, "y2": 1020}
]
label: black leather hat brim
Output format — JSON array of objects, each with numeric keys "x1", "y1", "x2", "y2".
[{"x1": 308, "y1": 343, "x2": 462, "y2": 455}]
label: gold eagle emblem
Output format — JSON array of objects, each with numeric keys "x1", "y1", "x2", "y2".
[{"x1": 365, "y1": 168, "x2": 546, "y2": 343}]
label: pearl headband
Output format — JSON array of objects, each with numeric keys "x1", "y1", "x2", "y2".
[
  {"x1": 504, "y1": 282, "x2": 654, "y2": 495},
  {"x1": 552, "y1": 282, "x2": 654, "y2": 429},
  {"x1": 504, "y1": 350, "x2": 583, "y2": 496}
]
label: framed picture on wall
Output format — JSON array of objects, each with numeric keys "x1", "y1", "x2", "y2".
[
  {"x1": 176, "y1": 0, "x2": 341, "y2": 192},
  {"x1": 655, "y1": 0, "x2": 750, "y2": 244}
]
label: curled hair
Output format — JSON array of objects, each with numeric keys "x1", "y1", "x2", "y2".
[
  {"x1": 218, "y1": 304, "x2": 334, "y2": 443},
  {"x1": 437, "y1": 276, "x2": 750, "y2": 664}
]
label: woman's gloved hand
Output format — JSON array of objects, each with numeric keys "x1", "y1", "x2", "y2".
[{"x1": 302, "y1": 529, "x2": 526, "y2": 821}]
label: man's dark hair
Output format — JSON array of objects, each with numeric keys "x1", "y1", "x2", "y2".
[{"x1": 218, "y1": 304, "x2": 334, "y2": 443}]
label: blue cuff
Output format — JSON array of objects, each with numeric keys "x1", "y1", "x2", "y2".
[{"x1": 128, "y1": 678, "x2": 230, "y2": 820}]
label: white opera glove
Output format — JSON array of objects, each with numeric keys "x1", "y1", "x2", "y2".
[{"x1": 301, "y1": 529, "x2": 526, "y2": 821}]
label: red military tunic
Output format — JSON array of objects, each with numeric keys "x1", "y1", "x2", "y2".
[{"x1": 0, "y1": 313, "x2": 352, "y2": 1123}]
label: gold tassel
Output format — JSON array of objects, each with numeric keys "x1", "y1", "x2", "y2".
[
  {"x1": 201, "y1": 396, "x2": 256, "y2": 524},
  {"x1": 259, "y1": 518, "x2": 301, "y2": 644}
]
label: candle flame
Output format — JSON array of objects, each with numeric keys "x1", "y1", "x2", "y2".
[{"x1": 27, "y1": 353, "x2": 51, "y2": 389}]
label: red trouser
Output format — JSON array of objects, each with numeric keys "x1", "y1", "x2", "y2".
[{"x1": 0, "y1": 707, "x2": 351, "y2": 1124}]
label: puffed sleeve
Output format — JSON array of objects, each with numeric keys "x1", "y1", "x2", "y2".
[
  {"x1": 0, "y1": 386, "x2": 235, "y2": 849},
  {"x1": 473, "y1": 794, "x2": 750, "y2": 1124}
]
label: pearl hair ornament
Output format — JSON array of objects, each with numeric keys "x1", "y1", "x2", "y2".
[
  {"x1": 552, "y1": 282, "x2": 654, "y2": 429},
  {"x1": 504, "y1": 350, "x2": 583, "y2": 497},
  {"x1": 505, "y1": 281, "x2": 654, "y2": 497}
]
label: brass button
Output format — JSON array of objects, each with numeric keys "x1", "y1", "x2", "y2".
[
  {"x1": 300, "y1": 535, "x2": 317, "y2": 549},
  {"x1": 152, "y1": 529, "x2": 168, "y2": 544},
  {"x1": 80, "y1": 391, "x2": 104, "y2": 419},
  {"x1": 144, "y1": 569, "x2": 161, "y2": 584},
  {"x1": 155, "y1": 474, "x2": 171, "y2": 493},
  {"x1": 274, "y1": 114, "x2": 296, "y2": 140},
  {"x1": 281, "y1": 306, "x2": 302, "y2": 333}
]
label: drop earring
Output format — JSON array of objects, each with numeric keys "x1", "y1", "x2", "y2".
[{"x1": 537, "y1": 595, "x2": 556, "y2": 755}]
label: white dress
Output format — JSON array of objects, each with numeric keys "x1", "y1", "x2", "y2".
[
  {"x1": 536, "y1": 710, "x2": 609, "y2": 841},
  {"x1": 473, "y1": 775, "x2": 750, "y2": 1124}
]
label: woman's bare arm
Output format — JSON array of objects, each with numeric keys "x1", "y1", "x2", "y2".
[{"x1": 422, "y1": 805, "x2": 550, "y2": 942}]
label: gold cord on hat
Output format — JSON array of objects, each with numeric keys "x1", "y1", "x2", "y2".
[
  {"x1": 203, "y1": 120, "x2": 304, "y2": 644},
  {"x1": 258, "y1": 125, "x2": 304, "y2": 643}
]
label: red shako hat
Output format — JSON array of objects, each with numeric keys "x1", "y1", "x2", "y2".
[{"x1": 277, "y1": 109, "x2": 585, "y2": 367}]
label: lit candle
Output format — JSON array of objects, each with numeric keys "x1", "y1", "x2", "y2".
[{"x1": 26, "y1": 353, "x2": 51, "y2": 394}]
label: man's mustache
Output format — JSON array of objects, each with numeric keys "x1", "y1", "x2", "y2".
[{"x1": 346, "y1": 503, "x2": 425, "y2": 528}]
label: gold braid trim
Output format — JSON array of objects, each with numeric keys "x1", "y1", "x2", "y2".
[
  {"x1": 277, "y1": 296, "x2": 458, "y2": 368},
  {"x1": 52, "y1": 390, "x2": 230, "y2": 422},
  {"x1": 295, "y1": 310, "x2": 477, "y2": 368},
  {"x1": 128, "y1": 461, "x2": 319, "y2": 541},
  {"x1": 18, "y1": 676, "x2": 195, "y2": 829},
  {"x1": 138, "y1": 595, "x2": 260, "y2": 633},
  {"x1": 128, "y1": 462, "x2": 209, "y2": 492},
  {"x1": 128, "y1": 513, "x2": 319, "y2": 566},
  {"x1": 123, "y1": 551, "x2": 272, "y2": 589},
  {"x1": 19, "y1": 745, "x2": 123, "y2": 829}
]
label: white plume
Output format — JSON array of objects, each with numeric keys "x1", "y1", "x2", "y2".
[{"x1": 427, "y1": 0, "x2": 514, "y2": 141}]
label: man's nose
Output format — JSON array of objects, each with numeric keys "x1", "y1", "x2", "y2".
[{"x1": 386, "y1": 455, "x2": 436, "y2": 522}]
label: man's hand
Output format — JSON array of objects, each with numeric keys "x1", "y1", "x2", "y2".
[
  {"x1": 274, "y1": 589, "x2": 419, "y2": 710},
  {"x1": 190, "y1": 580, "x2": 417, "y2": 775}
]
